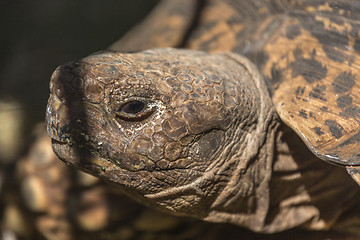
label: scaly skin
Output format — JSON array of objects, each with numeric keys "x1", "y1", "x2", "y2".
[
  {"x1": 46, "y1": 49, "x2": 360, "y2": 236},
  {"x1": 46, "y1": 49, "x2": 279, "y2": 231}
]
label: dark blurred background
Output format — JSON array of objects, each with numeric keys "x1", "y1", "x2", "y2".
[{"x1": 0, "y1": 0, "x2": 159, "y2": 160}]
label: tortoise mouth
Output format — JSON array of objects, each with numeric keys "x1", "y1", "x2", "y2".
[
  {"x1": 51, "y1": 137, "x2": 101, "y2": 170},
  {"x1": 46, "y1": 87, "x2": 101, "y2": 171},
  {"x1": 50, "y1": 129, "x2": 156, "y2": 195}
]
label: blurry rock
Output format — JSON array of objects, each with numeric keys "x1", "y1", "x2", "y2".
[{"x1": 0, "y1": 99, "x2": 24, "y2": 164}]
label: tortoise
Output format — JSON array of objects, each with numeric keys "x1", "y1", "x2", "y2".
[{"x1": 44, "y1": 0, "x2": 360, "y2": 238}]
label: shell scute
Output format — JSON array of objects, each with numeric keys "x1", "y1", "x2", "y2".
[{"x1": 265, "y1": 12, "x2": 360, "y2": 167}]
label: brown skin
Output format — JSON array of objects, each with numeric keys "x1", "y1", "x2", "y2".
[
  {"x1": 47, "y1": 49, "x2": 360, "y2": 235},
  {"x1": 46, "y1": 49, "x2": 278, "y2": 228}
]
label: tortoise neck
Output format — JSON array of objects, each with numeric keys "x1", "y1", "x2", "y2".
[{"x1": 268, "y1": 123, "x2": 360, "y2": 232}]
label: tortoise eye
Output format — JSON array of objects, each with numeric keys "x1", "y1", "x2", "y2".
[
  {"x1": 120, "y1": 100, "x2": 145, "y2": 114},
  {"x1": 115, "y1": 99, "x2": 154, "y2": 121}
]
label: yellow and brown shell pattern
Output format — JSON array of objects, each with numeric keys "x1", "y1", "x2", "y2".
[{"x1": 144, "y1": 0, "x2": 360, "y2": 183}]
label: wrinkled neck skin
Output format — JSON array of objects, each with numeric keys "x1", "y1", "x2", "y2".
[{"x1": 269, "y1": 124, "x2": 360, "y2": 234}]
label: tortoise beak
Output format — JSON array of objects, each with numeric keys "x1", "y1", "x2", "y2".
[
  {"x1": 46, "y1": 62, "x2": 103, "y2": 172},
  {"x1": 46, "y1": 62, "x2": 86, "y2": 144}
]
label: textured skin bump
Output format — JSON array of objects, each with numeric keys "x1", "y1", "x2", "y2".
[{"x1": 46, "y1": 48, "x2": 279, "y2": 230}]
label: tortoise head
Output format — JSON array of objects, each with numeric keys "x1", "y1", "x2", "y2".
[{"x1": 46, "y1": 48, "x2": 277, "y2": 225}]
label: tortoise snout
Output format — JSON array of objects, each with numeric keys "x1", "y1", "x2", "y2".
[
  {"x1": 47, "y1": 62, "x2": 88, "y2": 144},
  {"x1": 49, "y1": 62, "x2": 85, "y2": 102},
  {"x1": 46, "y1": 92, "x2": 71, "y2": 144}
]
